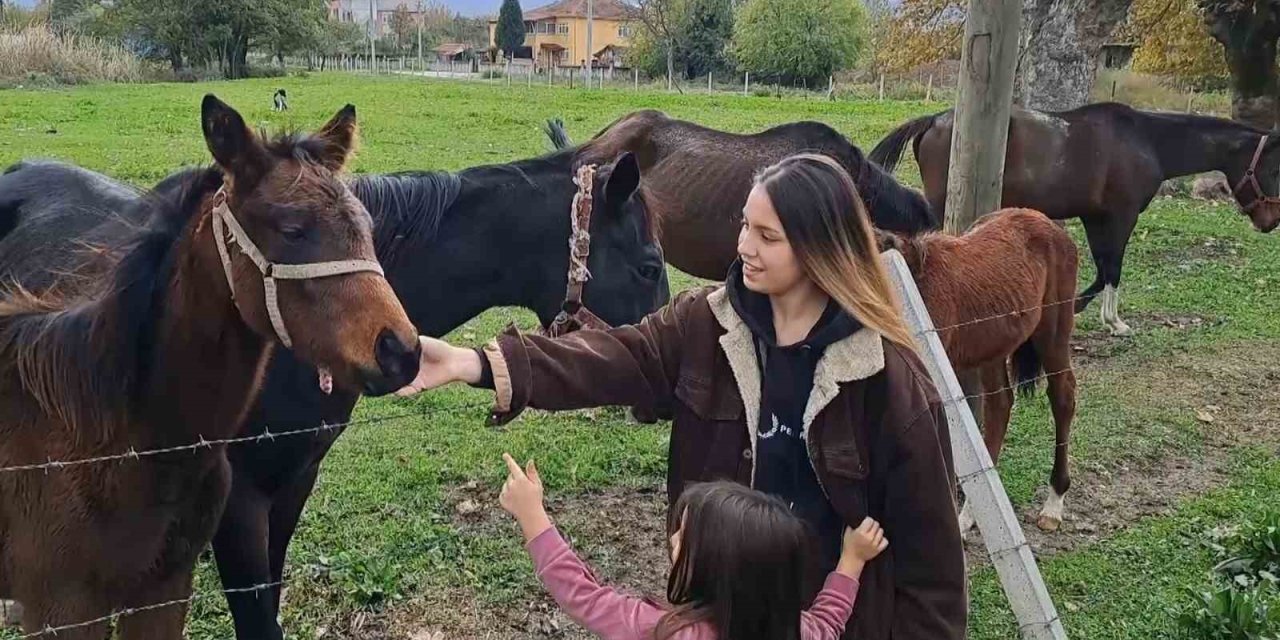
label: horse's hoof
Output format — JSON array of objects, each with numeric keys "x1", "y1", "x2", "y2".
[
  {"x1": 2, "y1": 600, "x2": 22, "y2": 626},
  {"x1": 1107, "y1": 322, "x2": 1133, "y2": 337},
  {"x1": 1035, "y1": 514, "x2": 1062, "y2": 532}
]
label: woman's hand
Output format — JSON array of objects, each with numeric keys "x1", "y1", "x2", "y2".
[
  {"x1": 836, "y1": 517, "x2": 889, "y2": 580},
  {"x1": 395, "y1": 336, "x2": 484, "y2": 397},
  {"x1": 500, "y1": 453, "x2": 553, "y2": 543}
]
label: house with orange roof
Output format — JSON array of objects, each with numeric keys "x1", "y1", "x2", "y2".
[{"x1": 487, "y1": 0, "x2": 636, "y2": 70}]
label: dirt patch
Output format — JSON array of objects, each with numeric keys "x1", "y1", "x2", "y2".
[
  {"x1": 373, "y1": 342, "x2": 1280, "y2": 639},
  {"x1": 372, "y1": 485, "x2": 671, "y2": 640},
  {"x1": 966, "y1": 341, "x2": 1280, "y2": 567}
]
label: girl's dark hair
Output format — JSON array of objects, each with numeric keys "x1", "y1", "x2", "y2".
[{"x1": 653, "y1": 481, "x2": 812, "y2": 640}]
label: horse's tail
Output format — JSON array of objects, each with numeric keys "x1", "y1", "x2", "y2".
[
  {"x1": 869, "y1": 113, "x2": 940, "y2": 174},
  {"x1": 1012, "y1": 339, "x2": 1043, "y2": 399},
  {"x1": 544, "y1": 117, "x2": 573, "y2": 150}
]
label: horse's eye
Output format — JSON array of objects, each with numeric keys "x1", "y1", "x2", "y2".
[
  {"x1": 279, "y1": 225, "x2": 306, "y2": 241},
  {"x1": 639, "y1": 264, "x2": 663, "y2": 281}
]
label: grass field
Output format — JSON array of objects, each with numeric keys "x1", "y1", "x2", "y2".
[{"x1": 2, "y1": 73, "x2": 1279, "y2": 639}]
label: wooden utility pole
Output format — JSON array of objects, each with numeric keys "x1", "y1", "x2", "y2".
[
  {"x1": 585, "y1": 0, "x2": 594, "y2": 89},
  {"x1": 936, "y1": 3, "x2": 1069, "y2": 639},
  {"x1": 368, "y1": 0, "x2": 377, "y2": 74},
  {"x1": 942, "y1": 0, "x2": 1022, "y2": 233}
]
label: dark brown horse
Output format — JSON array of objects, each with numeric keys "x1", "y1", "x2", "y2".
[
  {"x1": 553, "y1": 110, "x2": 938, "y2": 280},
  {"x1": 870, "y1": 102, "x2": 1280, "y2": 336},
  {"x1": 0, "y1": 143, "x2": 667, "y2": 640},
  {"x1": 879, "y1": 208, "x2": 1078, "y2": 532},
  {"x1": 0, "y1": 96, "x2": 420, "y2": 638}
]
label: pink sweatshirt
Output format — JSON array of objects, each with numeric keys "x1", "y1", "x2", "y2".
[{"x1": 526, "y1": 526, "x2": 860, "y2": 640}]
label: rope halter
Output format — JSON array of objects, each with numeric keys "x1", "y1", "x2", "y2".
[
  {"x1": 541, "y1": 163, "x2": 611, "y2": 338},
  {"x1": 210, "y1": 186, "x2": 385, "y2": 349}
]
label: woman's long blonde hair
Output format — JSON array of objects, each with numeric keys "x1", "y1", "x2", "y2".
[{"x1": 753, "y1": 153, "x2": 917, "y2": 350}]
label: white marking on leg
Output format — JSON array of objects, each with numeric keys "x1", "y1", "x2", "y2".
[
  {"x1": 1102, "y1": 285, "x2": 1132, "y2": 336},
  {"x1": 1037, "y1": 488, "x2": 1066, "y2": 531}
]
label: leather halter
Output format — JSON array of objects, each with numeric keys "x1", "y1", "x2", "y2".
[
  {"x1": 540, "y1": 164, "x2": 611, "y2": 338},
  {"x1": 1233, "y1": 134, "x2": 1280, "y2": 214},
  {"x1": 211, "y1": 186, "x2": 386, "y2": 349}
]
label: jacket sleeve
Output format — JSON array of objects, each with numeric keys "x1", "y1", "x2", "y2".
[
  {"x1": 527, "y1": 527, "x2": 666, "y2": 640},
  {"x1": 480, "y1": 286, "x2": 709, "y2": 426},
  {"x1": 883, "y1": 399, "x2": 968, "y2": 640}
]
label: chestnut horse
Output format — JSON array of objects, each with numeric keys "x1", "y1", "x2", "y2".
[
  {"x1": 0, "y1": 96, "x2": 420, "y2": 637},
  {"x1": 550, "y1": 110, "x2": 937, "y2": 280},
  {"x1": 878, "y1": 208, "x2": 1078, "y2": 532},
  {"x1": 871, "y1": 103, "x2": 1280, "y2": 336}
]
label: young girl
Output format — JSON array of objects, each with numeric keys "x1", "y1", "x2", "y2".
[
  {"x1": 498, "y1": 453, "x2": 888, "y2": 640},
  {"x1": 399, "y1": 153, "x2": 965, "y2": 639}
]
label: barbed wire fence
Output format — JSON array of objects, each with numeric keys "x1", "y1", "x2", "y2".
[{"x1": 0, "y1": 272, "x2": 1095, "y2": 637}]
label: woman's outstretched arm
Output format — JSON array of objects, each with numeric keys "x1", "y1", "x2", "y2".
[{"x1": 398, "y1": 286, "x2": 712, "y2": 425}]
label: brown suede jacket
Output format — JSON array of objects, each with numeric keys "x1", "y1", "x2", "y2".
[{"x1": 478, "y1": 285, "x2": 967, "y2": 640}]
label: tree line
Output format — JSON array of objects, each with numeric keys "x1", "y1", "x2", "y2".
[
  {"x1": 38, "y1": 0, "x2": 488, "y2": 78},
  {"x1": 492, "y1": 0, "x2": 868, "y2": 88}
]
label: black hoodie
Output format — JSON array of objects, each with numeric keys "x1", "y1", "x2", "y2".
[{"x1": 725, "y1": 259, "x2": 862, "y2": 575}]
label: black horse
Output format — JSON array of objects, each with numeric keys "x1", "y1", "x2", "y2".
[
  {"x1": 0, "y1": 148, "x2": 669, "y2": 640},
  {"x1": 869, "y1": 102, "x2": 1280, "y2": 335}
]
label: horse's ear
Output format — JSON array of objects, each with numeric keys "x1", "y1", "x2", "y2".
[
  {"x1": 201, "y1": 94, "x2": 268, "y2": 180},
  {"x1": 313, "y1": 104, "x2": 359, "y2": 171},
  {"x1": 873, "y1": 228, "x2": 902, "y2": 254},
  {"x1": 603, "y1": 152, "x2": 641, "y2": 209}
]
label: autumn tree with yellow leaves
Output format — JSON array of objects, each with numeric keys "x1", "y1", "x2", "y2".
[{"x1": 1118, "y1": 0, "x2": 1227, "y2": 84}]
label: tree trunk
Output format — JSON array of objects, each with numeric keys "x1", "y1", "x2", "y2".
[
  {"x1": 666, "y1": 42, "x2": 675, "y2": 90},
  {"x1": 1014, "y1": 0, "x2": 1134, "y2": 111},
  {"x1": 1200, "y1": 0, "x2": 1280, "y2": 130},
  {"x1": 228, "y1": 36, "x2": 249, "y2": 79}
]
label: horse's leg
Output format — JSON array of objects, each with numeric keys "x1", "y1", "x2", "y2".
[
  {"x1": 957, "y1": 362, "x2": 1014, "y2": 537},
  {"x1": 114, "y1": 568, "x2": 198, "y2": 640},
  {"x1": 1102, "y1": 214, "x2": 1139, "y2": 337},
  {"x1": 211, "y1": 479, "x2": 282, "y2": 640},
  {"x1": 1033, "y1": 321, "x2": 1077, "y2": 533},
  {"x1": 1082, "y1": 213, "x2": 1139, "y2": 336},
  {"x1": 1073, "y1": 217, "x2": 1110, "y2": 314},
  {"x1": 266, "y1": 457, "x2": 327, "y2": 619},
  {"x1": 956, "y1": 368, "x2": 984, "y2": 429},
  {"x1": 18, "y1": 590, "x2": 112, "y2": 640}
]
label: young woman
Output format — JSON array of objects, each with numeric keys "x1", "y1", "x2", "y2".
[{"x1": 399, "y1": 153, "x2": 966, "y2": 639}]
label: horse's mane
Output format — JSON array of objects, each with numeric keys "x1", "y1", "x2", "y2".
[
  {"x1": 0, "y1": 129, "x2": 332, "y2": 439},
  {"x1": 0, "y1": 166, "x2": 221, "y2": 439},
  {"x1": 354, "y1": 171, "x2": 463, "y2": 267}
]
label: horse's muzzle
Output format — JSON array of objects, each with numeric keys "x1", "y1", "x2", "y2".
[{"x1": 364, "y1": 329, "x2": 421, "y2": 396}]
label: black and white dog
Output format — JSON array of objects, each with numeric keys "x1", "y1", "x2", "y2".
[{"x1": 272, "y1": 88, "x2": 289, "y2": 111}]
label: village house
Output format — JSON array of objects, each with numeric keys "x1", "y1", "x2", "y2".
[{"x1": 487, "y1": 0, "x2": 635, "y2": 70}]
